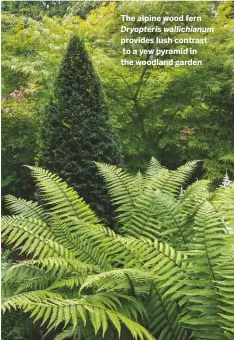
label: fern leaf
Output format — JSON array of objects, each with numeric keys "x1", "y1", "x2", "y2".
[
  {"x1": 27, "y1": 166, "x2": 99, "y2": 227},
  {"x1": 162, "y1": 161, "x2": 198, "y2": 196},
  {"x1": 145, "y1": 285, "x2": 187, "y2": 340},
  {"x1": 54, "y1": 327, "x2": 74, "y2": 340},
  {"x1": 121, "y1": 237, "x2": 185, "y2": 291},
  {"x1": 122, "y1": 190, "x2": 189, "y2": 249},
  {"x1": 95, "y1": 162, "x2": 140, "y2": 224},
  {"x1": 2, "y1": 216, "x2": 75, "y2": 260},
  {"x1": 80, "y1": 269, "x2": 156, "y2": 296},
  {"x1": 151, "y1": 161, "x2": 197, "y2": 197},
  {"x1": 4, "y1": 195, "x2": 51, "y2": 223},
  {"x1": 2, "y1": 291, "x2": 155, "y2": 340},
  {"x1": 181, "y1": 202, "x2": 228, "y2": 338},
  {"x1": 145, "y1": 157, "x2": 163, "y2": 181},
  {"x1": 2, "y1": 263, "x2": 53, "y2": 294},
  {"x1": 216, "y1": 247, "x2": 234, "y2": 336},
  {"x1": 210, "y1": 184, "x2": 234, "y2": 231},
  {"x1": 176, "y1": 179, "x2": 210, "y2": 216}
]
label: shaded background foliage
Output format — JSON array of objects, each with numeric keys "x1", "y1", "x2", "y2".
[{"x1": 2, "y1": 1, "x2": 234, "y2": 201}]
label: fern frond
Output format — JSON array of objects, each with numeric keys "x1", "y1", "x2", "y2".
[
  {"x1": 2, "y1": 160, "x2": 233, "y2": 339},
  {"x1": 54, "y1": 327, "x2": 74, "y2": 340},
  {"x1": 3, "y1": 257, "x2": 100, "y2": 296},
  {"x1": 5, "y1": 257, "x2": 96, "y2": 282},
  {"x1": 48, "y1": 217, "x2": 136, "y2": 270},
  {"x1": 2, "y1": 290, "x2": 61, "y2": 313},
  {"x1": 80, "y1": 269, "x2": 156, "y2": 296},
  {"x1": 2, "y1": 216, "x2": 74, "y2": 260},
  {"x1": 145, "y1": 157, "x2": 163, "y2": 181},
  {"x1": 181, "y1": 202, "x2": 228, "y2": 338},
  {"x1": 176, "y1": 179, "x2": 210, "y2": 216},
  {"x1": 134, "y1": 171, "x2": 144, "y2": 194},
  {"x1": 145, "y1": 285, "x2": 187, "y2": 340},
  {"x1": 2, "y1": 291, "x2": 155, "y2": 340},
  {"x1": 216, "y1": 247, "x2": 234, "y2": 336},
  {"x1": 2, "y1": 262, "x2": 52, "y2": 294},
  {"x1": 121, "y1": 237, "x2": 186, "y2": 295},
  {"x1": 49, "y1": 276, "x2": 86, "y2": 290},
  {"x1": 4, "y1": 195, "x2": 51, "y2": 223},
  {"x1": 27, "y1": 166, "x2": 99, "y2": 227},
  {"x1": 210, "y1": 184, "x2": 234, "y2": 231},
  {"x1": 95, "y1": 162, "x2": 139, "y2": 224},
  {"x1": 56, "y1": 221, "x2": 134, "y2": 269},
  {"x1": 150, "y1": 161, "x2": 197, "y2": 197},
  {"x1": 120, "y1": 187, "x2": 163, "y2": 240},
  {"x1": 121, "y1": 189, "x2": 189, "y2": 249}
]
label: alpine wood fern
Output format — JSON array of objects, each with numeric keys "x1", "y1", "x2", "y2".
[{"x1": 2, "y1": 158, "x2": 234, "y2": 340}]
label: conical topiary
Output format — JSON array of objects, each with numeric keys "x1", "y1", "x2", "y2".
[{"x1": 38, "y1": 36, "x2": 122, "y2": 226}]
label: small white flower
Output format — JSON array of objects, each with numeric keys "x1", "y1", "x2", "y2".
[{"x1": 221, "y1": 172, "x2": 231, "y2": 187}]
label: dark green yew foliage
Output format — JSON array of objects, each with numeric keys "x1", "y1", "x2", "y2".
[{"x1": 39, "y1": 36, "x2": 122, "y2": 224}]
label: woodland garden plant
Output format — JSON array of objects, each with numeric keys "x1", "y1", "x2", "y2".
[
  {"x1": 2, "y1": 3, "x2": 234, "y2": 340},
  {"x1": 2, "y1": 158, "x2": 234, "y2": 340}
]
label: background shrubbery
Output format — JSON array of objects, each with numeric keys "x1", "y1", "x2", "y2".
[{"x1": 2, "y1": 1, "x2": 234, "y2": 199}]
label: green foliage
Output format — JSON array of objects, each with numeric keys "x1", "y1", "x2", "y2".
[
  {"x1": 1, "y1": 9, "x2": 79, "y2": 197},
  {"x1": 38, "y1": 35, "x2": 122, "y2": 225},
  {"x1": 2, "y1": 158, "x2": 234, "y2": 339},
  {"x1": 1, "y1": 250, "x2": 41, "y2": 340},
  {"x1": 78, "y1": 1, "x2": 234, "y2": 178},
  {"x1": 1, "y1": 98, "x2": 36, "y2": 198},
  {"x1": 1, "y1": 1, "x2": 72, "y2": 19},
  {"x1": 2, "y1": 1, "x2": 234, "y2": 202}
]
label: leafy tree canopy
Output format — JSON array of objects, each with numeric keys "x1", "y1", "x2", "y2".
[{"x1": 2, "y1": 1, "x2": 234, "y2": 199}]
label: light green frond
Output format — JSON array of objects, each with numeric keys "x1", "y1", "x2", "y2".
[
  {"x1": 4, "y1": 257, "x2": 95, "y2": 281},
  {"x1": 2, "y1": 262, "x2": 43, "y2": 284},
  {"x1": 4, "y1": 194, "x2": 51, "y2": 223},
  {"x1": 80, "y1": 269, "x2": 156, "y2": 296},
  {"x1": 210, "y1": 184, "x2": 234, "y2": 231},
  {"x1": 58, "y1": 222, "x2": 134, "y2": 269},
  {"x1": 181, "y1": 202, "x2": 227, "y2": 338},
  {"x1": 145, "y1": 157, "x2": 163, "y2": 181},
  {"x1": 2, "y1": 216, "x2": 75, "y2": 260},
  {"x1": 157, "y1": 161, "x2": 198, "y2": 197},
  {"x1": 2, "y1": 159, "x2": 233, "y2": 339},
  {"x1": 3, "y1": 257, "x2": 100, "y2": 295},
  {"x1": 216, "y1": 247, "x2": 234, "y2": 336},
  {"x1": 95, "y1": 162, "x2": 139, "y2": 224},
  {"x1": 152, "y1": 189, "x2": 188, "y2": 247},
  {"x1": 15, "y1": 274, "x2": 55, "y2": 294},
  {"x1": 27, "y1": 166, "x2": 99, "y2": 227},
  {"x1": 2, "y1": 262, "x2": 52, "y2": 294},
  {"x1": 2, "y1": 291, "x2": 155, "y2": 340},
  {"x1": 145, "y1": 285, "x2": 187, "y2": 340},
  {"x1": 54, "y1": 327, "x2": 74, "y2": 340},
  {"x1": 120, "y1": 187, "x2": 163, "y2": 240},
  {"x1": 134, "y1": 171, "x2": 144, "y2": 193},
  {"x1": 47, "y1": 217, "x2": 134, "y2": 270},
  {"x1": 177, "y1": 179, "x2": 210, "y2": 216},
  {"x1": 121, "y1": 237, "x2": 186, "y2": 298},
  {"x1": 49, "y1": 276, "x2": 87, "y2": 290},
  {"x1": 57, "y1": 222, "x2": 114, "y2": 270},
  {"x1": 2, "y1": 290, "x2": 61, "y2": 313},
  {"x1": 121, "y1": 189, "x2": 188, "y2": 249},
  {"x1": 146, "y1": 168, "x2": 171, "y2": 193}
]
